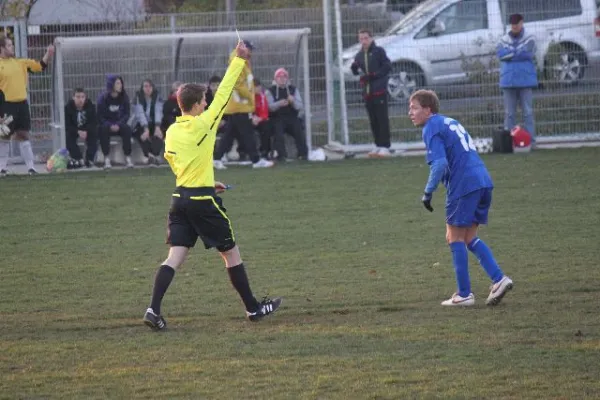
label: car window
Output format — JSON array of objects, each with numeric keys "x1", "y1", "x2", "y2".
[
  {"x1": 503, "y1": 0, "x2": 582, "y2": 22},
  {"x1": 415, "y1": 0, "x2": 488, "y2": 39}
]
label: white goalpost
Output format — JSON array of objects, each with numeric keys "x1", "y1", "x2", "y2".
[{"x1": 51, "y1": 29, "x2": 312, "y2": 158}]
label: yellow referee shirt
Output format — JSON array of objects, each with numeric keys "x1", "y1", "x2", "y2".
[
  {"x1": 164, "y1": 56, "x2": 245, "y2": 188},
  {"x1": 0, "y1": 58, "x2": 44, "y2": 102}
]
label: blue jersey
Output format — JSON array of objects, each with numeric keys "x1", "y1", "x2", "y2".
[{"x1": 423, "y1": 114, "x2": 493, "y2": 201}]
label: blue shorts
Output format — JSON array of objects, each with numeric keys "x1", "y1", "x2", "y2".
[{"x1": 446, "y1": 188, "x2": 492, "y2": 227}]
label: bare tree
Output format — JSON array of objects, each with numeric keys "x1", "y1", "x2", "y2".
[{"x1": 0, "y1": 0, "x2": 39, "y2": 19}]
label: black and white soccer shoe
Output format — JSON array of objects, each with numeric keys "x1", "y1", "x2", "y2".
[
  {"x1": 143, "y1": 308, "x2": 167, "y2": 331},
  {"x1": 246, "y1": 297, "x2": 283, "y2": 322}
]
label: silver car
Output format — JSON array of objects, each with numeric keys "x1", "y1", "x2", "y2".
[{"x1": 340, "y1": 0, "x2": 600, "y2": 101}]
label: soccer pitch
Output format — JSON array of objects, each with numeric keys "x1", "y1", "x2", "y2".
[{"x1": 1, "y1": 148, "x2": 599, "y2": 399}]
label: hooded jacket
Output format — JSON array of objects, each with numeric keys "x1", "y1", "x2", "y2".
[
  {"x1": 65, "y1": 97, "x2": 96, "y2": 132},
  {"x1": 224, "y1": 50, "x2": 255, "y2": 115},
  {"x1": 97, "y1": 74, "x2": 131, "y2": 127}
]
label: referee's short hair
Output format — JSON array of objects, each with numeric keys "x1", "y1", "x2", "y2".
[
  {"x1": 410, "y1": 89, "x2": 440, "y2": 114},
  {"x1": 177, "y1": 83, "x2": 207, "y2": 112}
]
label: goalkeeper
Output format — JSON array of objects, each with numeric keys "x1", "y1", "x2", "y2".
[{"x1": 143, "y1": 40, "x2": 282, "y2": 331}]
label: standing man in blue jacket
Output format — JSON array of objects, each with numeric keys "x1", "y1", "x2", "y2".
[
  {"x1": 496, "y1": 13, "x2": 538, "y2": 144},
  {"x1": 351, "y1": 29, "x2": 392, "y2": 158}
]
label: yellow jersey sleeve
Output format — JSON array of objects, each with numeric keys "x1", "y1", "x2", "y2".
[
  {"x1": 19, "y1": 59, "x2": 43, "y2": 73},
  {"x1": 197, "y1": 57, "x2": 246, "y2": 136}
]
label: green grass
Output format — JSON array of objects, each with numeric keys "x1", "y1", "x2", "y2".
[{"x1": 1, "y1": 148, "x2": 600, "y2": 399}]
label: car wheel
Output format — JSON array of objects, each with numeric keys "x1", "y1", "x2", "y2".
[
  {"x1": 387, "y1": 63, "x2": 424, "y2": 102},
  {"x1": 545, "y1": 44, "x2": 587, "y2": 85}
]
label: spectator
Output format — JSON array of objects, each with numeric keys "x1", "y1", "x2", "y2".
[
  {"x1": 253, "y1": 78, "x2": 272, "y2": 159},
  {"x1": 161, "y1": 81, "x2": 182, "y2": 134},
  {"x1": 496, "y1": 13, "x2": 537, "y2": 145},
  {"x1": 266, "y1": 68, "x2": 308, "y2": 161},
  {"x1": 64, "y1": 88, "x2": 97, "y2": 168},
  {"x1": 97, "y1": 74, "x2": 133, "y2": 169},
  {"x1": 205, "y1": 75, "x2": 221, "y2": 107},
  {"x1": 132, "y1": 79, "x2": 164, "y2": 166},
  {"x1": 213, "y1": 40, "x2": 273, "y2": 170},
  {"x1": 351, "y1": 28, "x2": 392, "y2": 158}
]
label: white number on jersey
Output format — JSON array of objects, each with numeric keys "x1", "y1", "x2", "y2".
[{"x1": 444, "y1": 118, "x2": 476, "y2": 152}]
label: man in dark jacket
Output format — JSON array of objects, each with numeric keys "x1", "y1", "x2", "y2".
[
  {"x1": 97, "y1": 74, "x2": 133, "y2": 169},
  {"x1": 65, "y1": 88, "x2": 97, "y2": 168},
  {"x1": 161, "y1": 80, "x2": 182, "y2": 134},
  {"x1": 351, "y1": 28, "x2": 392, "y2": 157}
]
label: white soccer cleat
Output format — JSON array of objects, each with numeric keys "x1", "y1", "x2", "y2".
[
  {"x1": 486, "y1": 276, "x2": 513, "y2": 306},
  {"x1": 213, "y1": 160, "x2": 227, "y2": 170},
  {"x1": 104, "y1": 158, "x2": 112, "y2": 170},
  {"x1": 441, "y1": 292, "x2": 475, "y2": 307},
  {"x1": 125, "y1": 156, "x2": 134, "y2": 168},
  {"x1": 252, "y1": 158, "x2": 274, "y2": 169}
]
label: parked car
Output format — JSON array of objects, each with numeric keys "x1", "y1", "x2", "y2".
[{"x1": 339, "y1": 0, "x2": 600, "y2": 101}]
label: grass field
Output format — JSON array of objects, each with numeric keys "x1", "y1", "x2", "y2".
[{"x1": 1, "y1": 148, "x2": 599, "y2": 399}]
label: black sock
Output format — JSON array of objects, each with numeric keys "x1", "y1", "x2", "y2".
[
  {"x1": 227, "y1": 263, "x2": 259, "y2": 312},
  {"x1": 149, "y1": 265, "x2": 175, "y2": 315}
]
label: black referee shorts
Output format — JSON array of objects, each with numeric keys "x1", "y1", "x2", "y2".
[
  {"x1": 166, "y1": 186, "x2": 236, "y2": 252},
  {"x1": 4, "y1": 100, "x2": 31, "y2": 133}
]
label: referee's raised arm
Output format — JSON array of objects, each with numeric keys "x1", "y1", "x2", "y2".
[{"x1": 199, "y1": 41, "x2": 249, "y2": 129}]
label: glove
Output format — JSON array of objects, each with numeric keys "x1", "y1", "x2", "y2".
[
  {"x1": 422, "y1": 192, "x2": 433, "y2": 212},
  {"x1": 0, "y1": 114, "x2": 13, "y2": 139},
  {"x1": 350, "y1": 62, "x2": 360, "y2": 75}
]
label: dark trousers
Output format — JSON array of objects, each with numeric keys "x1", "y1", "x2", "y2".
[
  {"x1": 214, "y1": 113, "x2": 259, "y2": 163},
  {"x1": 133, "y1": 123, "x2": 164, "y2": 157},
  {"x1": 256, "y1": 120, "x2": 272, "y2": 159},
  {"x1": 66, "y1": 127, "x2": 97, "y2": 162},
  {"x1": 99, "y1": 123, "x2": 133, "y2": 156},
  {"x1": 365, "y1": 95, "x2": 391, "y2": 148},
  {"x1": 272, "y1": 115, "x2": 308, "y2": 159}
]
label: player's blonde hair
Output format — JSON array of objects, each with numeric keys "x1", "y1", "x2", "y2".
[{"x1": 410, "y1": 90, "x2": 440, "y2": 114}]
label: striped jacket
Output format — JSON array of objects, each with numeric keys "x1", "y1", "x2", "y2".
[{"x1": 496, "y1": 29, "x2": 538, "y2": 88}]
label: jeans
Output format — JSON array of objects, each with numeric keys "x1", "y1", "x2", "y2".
[{"x1": 502, "y1": 88, "x2": 535, "y2": 142}]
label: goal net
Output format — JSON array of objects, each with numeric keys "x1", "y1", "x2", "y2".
[{"x1": 51, "y1": 29, "x2": 312, "y2": 155}]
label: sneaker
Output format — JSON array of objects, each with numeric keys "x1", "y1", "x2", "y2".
[
  {"x1": 143, "y1": 308, "x2": 167, "y2": 331},
  {"x1": 28, "y1": 168, "x2": 38, "y2": 176},
  {"x1": 214, "y1": 160, "x2": 227, "y2": 170},
  {"x1": 441, "y1": 292, "x2": 475, "y2": 306},
  {"x1": 486, "y1": 276, "x2": 513, "y2": 306},
  {"x1": 104, "y1": 158, "x2": 112, "y2": 170},
  {"x1": 0, "y1": 169, "x2": 7, "y2": 177},
  {"x1": 246, "y1": 297, "x2": 283, "y2": 322},
  {"x1": 367, "y1": 147, "x2": 379, "y2": 157},
  {"x1": 252, "y1": 158, "x2": 274, "y2": 169},
  {"x1": 125, "y1": 156, "x2": 134, "y2": 168},
  {"x1": 376, "y1": 147, "x2": 392, "y2": 158}
]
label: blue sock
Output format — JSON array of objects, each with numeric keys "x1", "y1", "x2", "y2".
[
  {"x1": 468, "y1": 237, "x2": 504, "y2": 283},
  {"x1": 449, "y1": 242, "x2": 471, "y2": 298}
]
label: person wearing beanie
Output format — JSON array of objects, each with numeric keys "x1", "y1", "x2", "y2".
[{"x1": 265, "y1": 67, "x2": 308, "y2": 161}]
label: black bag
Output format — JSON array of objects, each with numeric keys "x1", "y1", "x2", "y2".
[{"x1": 492, "y1": 127, "x2": 513, "y2": 153}]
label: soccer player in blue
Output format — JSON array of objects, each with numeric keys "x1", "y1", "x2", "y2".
[{"x1": 408, "y1": 90, "x2": 513, "y2": 306}]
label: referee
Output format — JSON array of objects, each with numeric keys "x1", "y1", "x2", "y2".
[
  {"x1": 0, "y1": 35, "x2": 54, "y2": 176},
  {"x1": 143, "y1": 40, "x2": 282, "y2": 331}
]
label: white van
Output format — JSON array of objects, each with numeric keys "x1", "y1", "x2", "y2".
[{"x1": 340, "y1": 0, "x2": 600, "y2": 101}]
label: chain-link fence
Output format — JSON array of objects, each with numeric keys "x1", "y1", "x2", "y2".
[{"x1": 7, "y1": 1, "x2": 600, "y2": 160}]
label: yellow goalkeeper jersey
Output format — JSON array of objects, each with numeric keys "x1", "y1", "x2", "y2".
[{"x1": 0, "y1": 57, "x2": 44, "y2": 102}]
